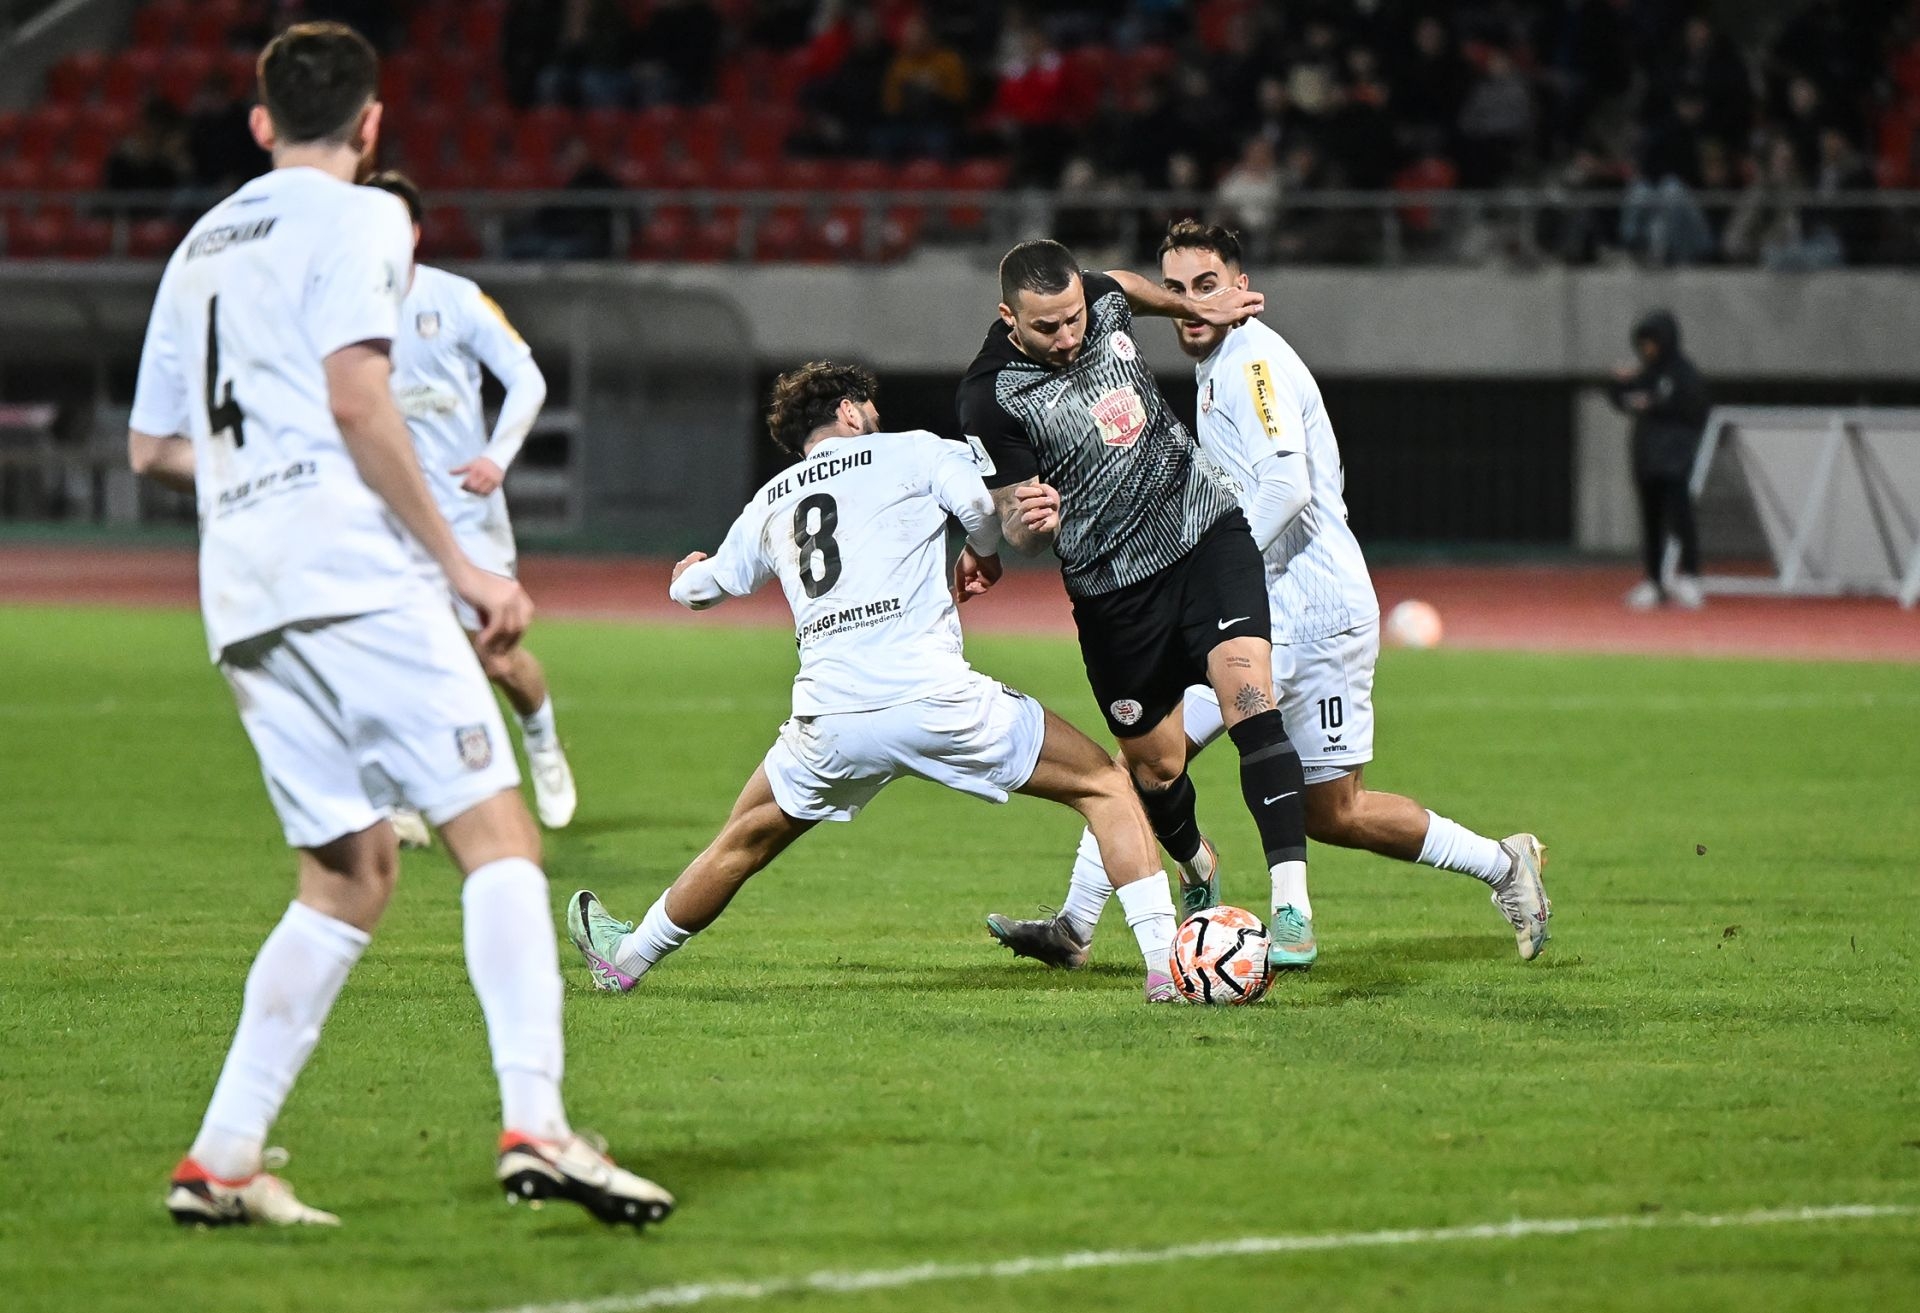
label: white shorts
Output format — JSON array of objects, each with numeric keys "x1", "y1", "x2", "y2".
[
  {"x1": 448, "y1": 512, "x2": 517, "y2": 632},
  {"x1": 762, "y1": 675, "x2": 1047, "y2": 823},
  {"x1": 219, "y1": 600, "x2": 521, "y2": 848},
  {"x1": 1182, "y1": 619, "x2": 1378, "y2": 785}
]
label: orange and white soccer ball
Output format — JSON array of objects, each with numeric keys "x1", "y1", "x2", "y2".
[
  {"x1": 1170, "y1": 906, "x2": 1273, "y2": 1005},
  {"x1": 1384, "y1": 599, "x2": 1444, "y2": 649}
]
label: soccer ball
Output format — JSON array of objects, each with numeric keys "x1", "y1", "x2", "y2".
[
  {"x1": 1384, "y1": 598, "x2": 1444, "y2": 649},
  {"x1": 1170, "y1": 907, "x2": 1273, "y2": 1005}
]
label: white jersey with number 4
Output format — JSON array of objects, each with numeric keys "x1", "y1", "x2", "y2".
[
  {"x1": 391, "y1": 263, "x2": 540, "y2": 574},
  {"x1": 670, "y1": 430, "x2": 1001, "y2": 716},
  {"x1": 129, "y1": 166, "x2": 424, "y2": 660},
  {"x1": 1194, "y1": 316, "x2": 1378, "y2": 644}
]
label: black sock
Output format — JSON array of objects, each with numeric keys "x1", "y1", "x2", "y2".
[
  {"x1": 1133, "y1": 771, "x2": 1203, "y2": 865},
  {"x1": 1227, "y1": 709, "x2": 1308, "y2": 866}
]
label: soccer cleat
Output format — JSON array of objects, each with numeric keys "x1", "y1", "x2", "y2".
[
  {"x1": 567, "y1": 889, "x2": 639, "y2": 992},
  {"x1": 527, "y1": 739, "x2": 578, "y2": 829},
  {"x1": 984, "y1": 911, "x2": 1090, "y2": 970},
  {"x1": 497, "y1": 1131, "x2": 674, "y2": 1228},
  {"x1": 1143, "y1": 969, "x2": 1181, "y2": 1003},
  {"x1": 1492, "y1": 833, "x2": 1552, "y2": 960},
  {"x1": 1267, "y1": 905, "x2": 1318, "y2": 970},
  {"x1": 390, "y1": 808, "x2": 432, "y2": 850},
  {"x1": 1173, "y1": 836, "x2": 1221, "y2": 917},
  {"x1": 1623, "y1": 580, "x2": 1663, "y2": 611},
  {"x1": 1669, "y1": 575, "x2": 1705, "y2": 610},
  {"x1": 165, "y1": 1151, "x2": 339, "y2": 1227}
]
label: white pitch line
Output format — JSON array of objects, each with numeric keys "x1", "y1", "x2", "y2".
[{"x1": 477, "y1": 1202, "x2": 1917, "y2": 1313}]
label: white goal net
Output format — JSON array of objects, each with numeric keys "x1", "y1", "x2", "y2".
[{"x1": 1689, "y1": 407, "x2": 1920, "y2": 607}]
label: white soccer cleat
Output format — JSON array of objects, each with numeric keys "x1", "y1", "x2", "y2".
[
  {"x1": 527, "y1": 739, "x2": 577, "y2": 828},
  {"x1": 497, "y1": 1131, "x2": 674, "y2": 1228},
  {"x1": 1669, "y1": 575, "x2": 1705, "y2": 609},
  {"x1": 390, "y1": 808, "x2": 432, "y2": 850},
  {"x1": 1492, "y1": 833, "x2": 1552, "y2": 961},
  {"x1": 166, "y1": 1152, "x2": 340, "y2": 1227},
  {"x1": 1623, "y1": 580, "x2": 1663, "y2": 611}
]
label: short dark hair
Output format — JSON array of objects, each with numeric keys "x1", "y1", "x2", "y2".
[
  {"x1": 257, "y1": 22, "x2": 379, "y2": 147},
  {"x1": 1157, "y1": 219, "x2": 1243, "y2": 268},
  {"x1": 766, "y1": 361, "x2": 879, "y2": 454},
  {"x1": 998, "y1": 239, "x2": 1081, "y2": 308},
  {"x1": 365, "y1": 170, "x2": 423, "y2": 224}
]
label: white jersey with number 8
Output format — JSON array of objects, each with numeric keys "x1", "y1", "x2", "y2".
[
  {"x1": 670, "y1": 430, "x2": 1002, "y2": 717},
  {"x1": 129, "y1": 166, "x2": 428, "y2": 660}
]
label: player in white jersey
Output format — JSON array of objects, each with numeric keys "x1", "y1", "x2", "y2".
[
  {"x1": 563, "y1": 362, "x2": 1183, "y2": 1001},
  {"x1": 366, "y1": 171, "x2": 577, "y2": 836},
  {"x1": 988, "y1": 221, "x2": 1550, "y2": 969},
  {"x1": 126, "y1": 24, "x2": 670, "y2": 1229}
]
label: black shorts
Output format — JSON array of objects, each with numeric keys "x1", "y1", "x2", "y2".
[{"x1": 1071, "y1": 509, "x2": 1271, "y2": 739}]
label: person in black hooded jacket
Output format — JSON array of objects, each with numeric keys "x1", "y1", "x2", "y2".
[{"x1": 1608, "y1": 309, "x2": 1710, "y2": 608}]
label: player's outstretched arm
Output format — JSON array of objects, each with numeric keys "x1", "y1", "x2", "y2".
[
  {"x1": 455, "y1": 313, "x2": 548, "y2": 496},
  {"x1": 127, "y1": 430, "x2": 196, "y2": 492},
  {"x1": 992, "y1": 478, "x2": 1059, "y2": 555},
  {"x1": 326, "y1": 342, "x2": 532, "y2": 650},
  {"x1": 1105, "y1": 267, "x2": 1264, "y2": 326},
  {"x1": 670, "y1": 504, "x2": 772, "y2": 611}
]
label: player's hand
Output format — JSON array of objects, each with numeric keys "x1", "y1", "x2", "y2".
[
  {"x1": 1625, "y1": 393, "x2": 1651, "y2": 411},
  {"x1": 952, "y1": 547, "x2": 1003, "y2": 603},
  {"x1": 1189, "y1": 285, "x2": 1264, "y2": 327},
  {"x1": 671, "y1": 551, "x2": 709, "y2": 584},
  {"x1": 456, "y1": 565, "x2": 533, "y2": 654},
  {"x1": 1014, "y1": 483, "x2": 1061, "y2": 536},
  {"x1": 451, "y1": 457, "x2": 505, "y2": 496},
  {"x1": 1611, "y1": 361, "x2": 1640, "y2": 383}
]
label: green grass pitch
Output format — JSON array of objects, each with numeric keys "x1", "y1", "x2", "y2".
[{"x1": 2, "y1": 603, "x2": 1917, "y2": 1313}]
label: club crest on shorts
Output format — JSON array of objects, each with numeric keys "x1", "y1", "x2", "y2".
[
  {"x1": 415, "y1": 310, "x2": 441, "y2": 339},
  {"x1": 454, "y1": 723, "x2": 493, "y2": 770},
  {"x1": 1090, "y1": 385, "x2": 1146, "y2": 447},
  {"x1": 1109, "y1": 698, "x2": 1144, "y2": 727},
  {"x1": 1108, "y1": 330, "x2": 1137, "y2": 361}
]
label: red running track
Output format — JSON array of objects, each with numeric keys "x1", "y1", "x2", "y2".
[{"x1": 1, "y1": 544, "x2": 1914, "y2": 663}]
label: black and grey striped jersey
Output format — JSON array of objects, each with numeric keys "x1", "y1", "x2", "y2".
[{"x1": 956, "y1": 272, "x2": 1238, "y2": 598}]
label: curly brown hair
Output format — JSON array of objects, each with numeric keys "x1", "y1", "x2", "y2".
[
  {"x1": 765, "y1": 361, "x2": 879, "y2": 454},
  {"x1": 1157, "y1": 218, "x2": 1244, "y2": 267}
]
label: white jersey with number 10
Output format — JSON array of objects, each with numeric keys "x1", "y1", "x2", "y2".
[
  {"x1": 670, "y1": 430, "x2": 1002, "y2": 717},
  {"x1": 129, "y1": 166, "x2": 426, "y2": 660}
]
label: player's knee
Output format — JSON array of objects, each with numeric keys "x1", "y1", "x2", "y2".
[
  {"x1": 1305, "y1": 787, "x2": 1360, "y2": 845},
  {"x1": 479, "y1": 647, "x2": 516, "y2": 684}
]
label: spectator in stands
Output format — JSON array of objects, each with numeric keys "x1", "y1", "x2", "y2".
[
  {"x1": 1053, "y1": 153, "x2": 1122, "y2": 258},
  {"x1": 1536, "y1": 0, "x2": 1631, "y2": 151},
  {"x1": 636, "y1": 0, "x2": 725, "y2": 106},
  {"x1": 1248, "y1": 75, "x2": 1298, "y2": 155},
  {"x1": 793, "y1": 5, "x2": 892, "y2": 157},
  {"x1": 508, "y1": 140, "x2": 621, "y2": 259},
  {"x1": 749, "y1": 0, "x2": 817, "y2": 50},
  {"x1": 1609, "y1": 309, "x2": 1710, "y2": 610},
  {"x1": 1456, "y1": 47, "x2": 1536, "y2": 187},
  {"x1": 503, "y1": 0, "x2": 566, "y2": 107},
  {"x1": 103, "y1": 100, "x2": 190, "y2": 216},
  {"x1": 1215, "y1": 135, "x2": 1282, "y2": 259},
  {"x1": 1327, "y1": 45, "x2": 1398, "y2": 188},
  {"x1": 1812, "y1": 126, "x2": 1878, "y2": 262},
  {"x1": 1667, "y1": 14, "x2": 1754, "y2": 148},
  {"x1": 1620, "y1": 91, "x2": 1716, "y2": 266},
  {"x1": 991, "y1": 17, "x2": 1072, "y2": 185},
  {"x1": 877, "y1": 14, "x2": 967, "y2": 160},
  {"x1": 1726, "y1": 134, "x2": 1842, "y2": 270},
  {"x1": 1134, "y1": 149, "x2": 1205, "y2": 260},
  {"x1": 1781, "y1": 75, "x2": 1837, "y2": 176},
  {"x1": 1393, "y1": 14, "x2": 1469, "y2": 145},
  {"x1": 535, "y1": 0, "x2": 638, "y2": 109},
  {"x1": 185, "y1": 85, "x2": 261, "y2": 194}
]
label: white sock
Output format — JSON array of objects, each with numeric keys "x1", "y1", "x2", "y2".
[
  {"x1": 1417, "y1": 811, "x2": 1512, "y2": 885},
  {"x1": 613, "y1": 892, "x2": 693, "y2": 980},
  {"x1": 520, "y1": 697, "x2": 558, "y2": 748},
  {"x1": 190, "y1": 901, "x2": 368, "y2": 1180},
  {"x1": 1060, "y1": 827, "x2": 1114, "y2": 942},
  {"x1": 462, "y1": 858, "x2": 570, "y2": 1142},
  {"x1": 1113, "y1": 873, "x2": 1176, "y2": 976},
  {"x1": 1272, "y1": 860, "x2": 1311, "y2": 922}
]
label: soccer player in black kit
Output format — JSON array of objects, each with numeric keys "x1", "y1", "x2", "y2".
[{"x1": 959, "y1": 239, "x2": 1320, "y2": 972}]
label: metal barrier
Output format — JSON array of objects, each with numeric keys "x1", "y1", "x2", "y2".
[{"x1": 3, "y1": 187, "x2": 1918, "y2": 265}]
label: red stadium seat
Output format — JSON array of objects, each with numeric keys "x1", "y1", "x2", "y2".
[
  {"x1": 155, "y1": 48, "x2": 215, "y2": 111},
  {"x1": 457, "y1": 103, "x2": 515, "y2": 172},
  {"x1": 777, "y1": 158, "x2": 830, "y2": 191},
  {"x1": 516, "y1": 105, "x2": 576, "y2": 165},
  {"x1": 128, "y1": 217, "x2": 185, "y2": 258},
  {"x1": 835, "y1": 160, "x2": 892, "y2": 193},
  {"x1": 0, "y1": 111, "x2": 22, "y2": 157},
  {"x1": 875, "y1": 206, "x2": 924, "y2": 261},
  {"x1": 406, "y1": 3, "x2": 454, "y2": 51},
  {"x1": 893, "y1": 158, "x2": 946, "y2": 191},
  {"x1": 685, "y1": 211, "x2": 743, "y2": 262},
  {"x1": 133, "y1": 0, "x2": 190, "y2": 50},
  {"x1": 427, "y1": 50, "x2": 491, "y2": 111},
  {"x1": 944, "y1": 158, "x2": 1010, "y2": 232},
  {"x1": 7, "y1": 211, "x2": 67, "y2": 258},
  {"x1": 807, "y1": 205, "x2": 866, "y2": 261},
  {"x1": 186, "y1": 0, "x2": 244, "y2": 53},
  {"x1": 491, "y1": 153, "x2": 561, "y2": 190},
  {"x1": 751, "y1": 206, "x2": 808, "y2": 261},
  {"x1": 423, "y1": 205, "x2": 484, "y2": 260},
  {"x1": 626, "y1": 106, "x2": 680, "y2": 168},
  {"x1": 381, "y1": 51, "x2": 427, "y2": 110},
  {"x1": 680, "y1": 104, "x2": 732, "y2": 169},
  {"x1": 70, "y1": 105, "x2": 134, "y2": 170},
  {"x1": 19, "y1": 107, "x2": 77, "y2": 166},
  {"x1": 735, "y1": 106, "x2": 795, "y2": 165},
  {"x1": 47, "y1": 51, "x2": 106, "y2": 105},
  {"x1": 220, "y1": 50, "x2": 257, "y2": 99},
  {"x1": 45, "y1": 156, "x2": 101, "y2": 192},
  {"x1": 1061, "y1": 47, "x2": 1115, "y2": 121},
  {"x1": 579, "y1": 108, "x2": 632, "y2": 163},
  {"x1": 634, "y1": 207, "x2": 693, "y2": 259},
  {"x1": 612, "y1": 157, "x2": 656, "y2": 190},
  {"x1": 461, "y1": 2, "x2": 507, "y2": 54},
  {"x1": 103, "y1": 49, "x2": 165, "y2": 109},
  {"x1": 65, "y1": 214, "x2": 114, "y2": 259},
  {"x1": 1116, "y1": 45, "x2": 1178, "y2": 109}
]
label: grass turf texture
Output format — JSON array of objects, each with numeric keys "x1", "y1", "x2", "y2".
[{"x1": 2, "y1": 603, "x2": 1916, "y2": 1313}]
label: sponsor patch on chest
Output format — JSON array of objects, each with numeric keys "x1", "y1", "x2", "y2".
[
  {"x1": 1090, "y1": 385, "x2": 1147, "y2": 448},
  {"x1": 415, "y1": 310, "x2": 441, "y2": 338}
]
